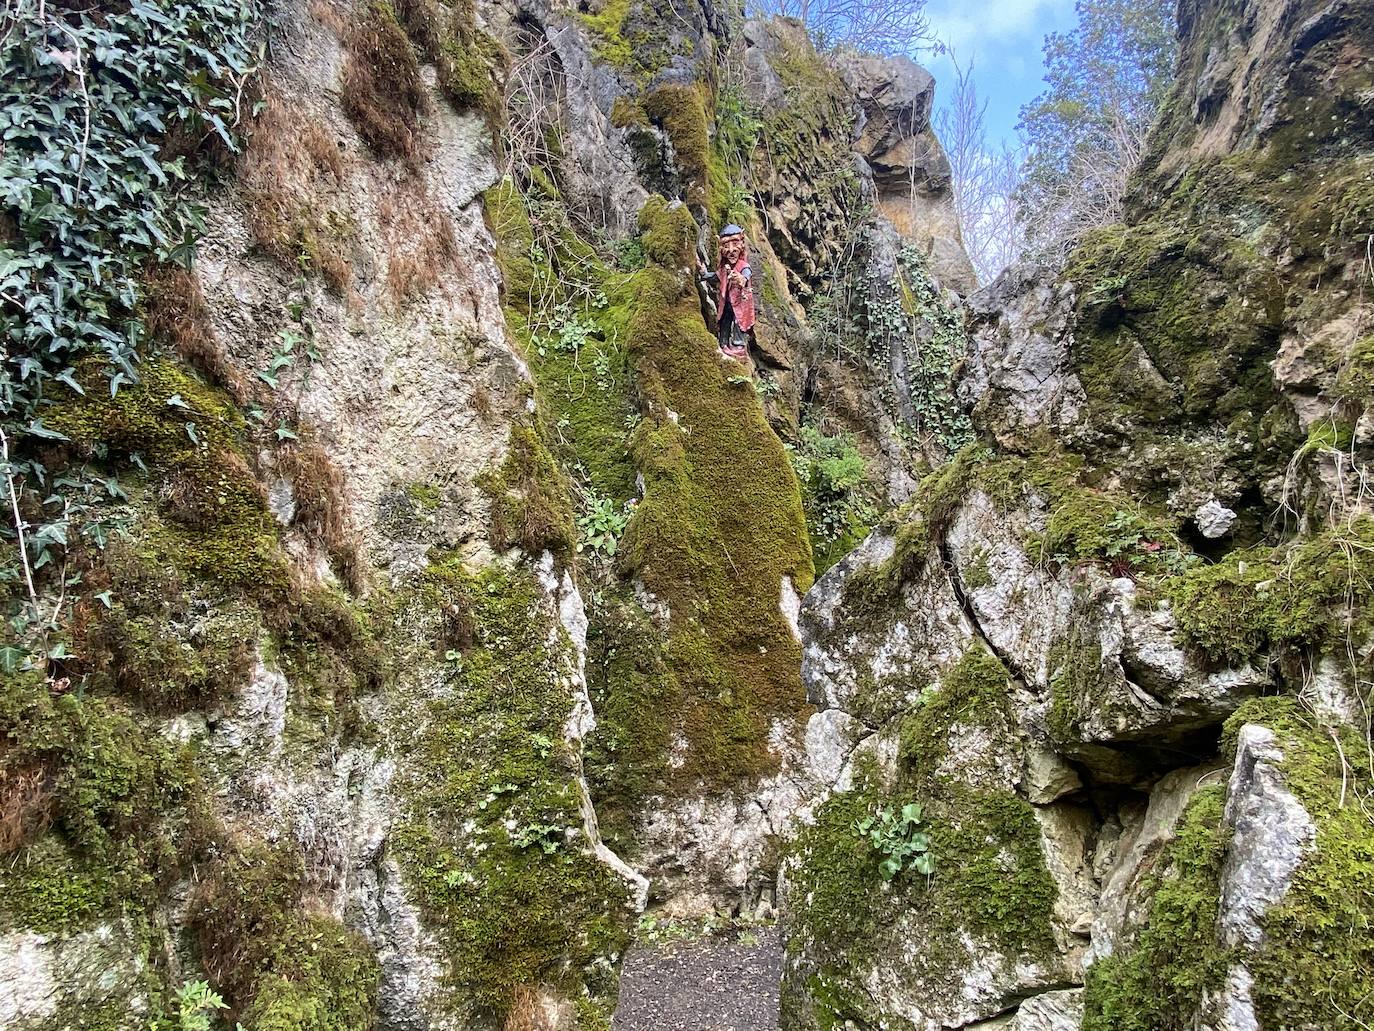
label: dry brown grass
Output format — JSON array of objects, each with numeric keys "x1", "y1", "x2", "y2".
[
  {"x1": 341, "y1": 2, "x2": 427, "y2": 163},
  {"x1": 239, "y1": 95, "x2": 352, "y2": 292},
  {"x1": 393, "y1": 0, "x2": 443, "y2": 58},
  {"x1": 144, "y1": 266, "x2": 250, "y2": 402},
  {"x1": 380, "y1": 180, "x2": 459, "y2": 305},
  {"x1": 273, "y1": 440, "x2": 363, "y2": 592},
  {"x1": 0, "y1": 759, "x2": 55, "y2": 856},
  {"x1": 470, "y1": 383, "x2": 495, "y2": 422},
  {"x1": 503, "y1": 987, "x2": 557, "y2": 1031}
]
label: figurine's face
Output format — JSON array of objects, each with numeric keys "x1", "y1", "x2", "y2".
[{"x1": 720, "y1": 234, "x2": 745, "y2": 262}]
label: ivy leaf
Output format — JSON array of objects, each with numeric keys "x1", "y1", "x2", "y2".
[
  {"x1": 274, "y1": 422, "x2": 298, "y2": 441},
  {"x1": 0, "y1": 646, "x2": 27, "y2": 673},
  {"x1": 185, "y1": 421, "x2": 199, "y2": 444},
  {"x1": 25, "y1": 419, "x2": 70, "y2": 441},
  {"x1": 54, "y1": 368, "x2": 85, "y2": 394},
  {"x1": 166, "y1": 393, "x2": 190, "y2": 409},
  {"x1": 95, "y1": 590, "x2": 114, "y2": 608}
]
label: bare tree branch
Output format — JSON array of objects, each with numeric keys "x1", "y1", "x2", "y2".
[
  {"x1": 746, "y1": 0, "x2": 934, "y2": 55},
  {"x1": 934, "y1": 56, "x2": 1025, "y2": 283}
]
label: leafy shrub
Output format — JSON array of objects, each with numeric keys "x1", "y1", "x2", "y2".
[
  {"x1": 853, "y1": 801, "x2": 934, "y2": 879},
  {"x1": 0, "y1": 0, "x2": 265, "y2": 663},
  {"x1": 858, "y1": 246, "x2": 974, "y2": 454},
  {"x1": 171, "y1": 981, "x2": 228, "y2": 1031},
  {"x1": 789, "y1": 425, "x2": 877, "y2": 571}
]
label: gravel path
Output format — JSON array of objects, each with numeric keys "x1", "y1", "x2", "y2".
[{"x1": 612, "y1": 924, "x2": 784, "y2": 1031}]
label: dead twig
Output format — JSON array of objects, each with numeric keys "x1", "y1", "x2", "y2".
[{"x1": 0, "y1": 428, "x2": 37, "y2": 609}]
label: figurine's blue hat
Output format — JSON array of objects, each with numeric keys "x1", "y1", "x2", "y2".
[{"x1": 719, "y1": 224, "x2": 745, "y2": 238}]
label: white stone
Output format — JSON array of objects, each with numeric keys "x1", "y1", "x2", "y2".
[
  {"x1": 780, "y1": 575, "x2": 803, "y2": 642},
  {"x1": 1195, "y1": 499, "x2": 1238, "y2": 538},
  {"x1": 1217, "y1": 725, "x2": 1315, "y2": 949}
]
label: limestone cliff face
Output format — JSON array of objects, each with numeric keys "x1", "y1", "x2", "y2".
[
  {"x1": 0, "y1": 0, "x2": 973, "y2": 1027},
  {"x1": 8, "y1": 0, "x2": 1366, "y2": 1025},
  {"x1": 782, "y1": 0, "x2": 1374, "y2": 1029}
]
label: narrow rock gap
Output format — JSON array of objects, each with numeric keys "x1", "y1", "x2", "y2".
[{"x1": 938, "y1": 535, "x2": 1036, "y2": 692}]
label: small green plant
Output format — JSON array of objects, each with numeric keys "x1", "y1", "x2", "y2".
[
  {"x1": 715, "y1": 82, "x2": 762, "y2": 165},
  {"x1": 635, "y1": 912, "x2": 730, "y2": 944},
  {"x1": 534, "y1": 304, "x2": 598, "y2": 357},
  {"x1": 171, "y1": 980, "x2": 229, "y2": 1031},
  {"x1": 613, "y1": 237, "x2": 646, "y2": 270},
  {"x1": 789, "y1": 425, "x2": 878, "y2": 570},
  {"x1": 1085, "y1": 274, "x2": 1130, "y2": 304},
  {"x1": 853, "y1": 802, "x2": 935, "y2": 880},
  {"x1": 592, "y1": 347, "x2": 615, "y2": 391},
  {"x1": 257, "y1": 271, "x2": 320, "y2": 389},
  {"x1": 511, "y1": 821, "x2": 564, "y2": 854},
  {"x1": 576, "y1": 492, "x2": 632, "y2": 557}
]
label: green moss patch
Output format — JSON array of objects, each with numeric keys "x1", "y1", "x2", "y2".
[
  {"x1": 47, "y1": 358, "x2": 292, "y2": 601},
  {"x1": 195, "y1": 841, "x2": 379, "y2": 1028},
  {"x1": 486, "y1": 182, "x2": 817, "y2": 798},
  {"x1": 619, "y1": 199, "x2": 814, "y2": 788},
  {"x1": 577, "y1": 0, "x2": 697, "y2": 84},
  {"x1": 787, "y1": 764, "x2": 1058, "y2": 1027},
  {"x1": 434, "y1": 0, "x2": 506, "y2": 121},
  {"x1": 390, "y1": 559, "x2": 631, "y2": 1019},
  {"x1": 643, "y1": 84, "x2": 711, "y2": 212},
  {"x1": 1166, "y1": 518, "x2": 1374, "y2": 666},
  {"x1": 1081, "y1": 786, "x2": 1230, "y2": 1030},
  {"x1": 484, "y1": 179, "x2": 640, "y2": 504},
  {"x1": 898, "y1": 647, "x2": 1014, "y2": 779},
  {"x1": 1222, "y1": 697, "x2": 1374, "y2": 1028},
  {"x1": 0, "y1": 670, "x2": 202, "y2": 933},
  {"x1": 479, "y1": 423, "x2": 578, "y2": 556},
  {"x1": 581, "y1": 593, "x2": 677, "y2": 856}
]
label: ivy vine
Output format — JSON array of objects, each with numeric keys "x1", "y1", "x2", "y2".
[
  {"x1": 0, "y1": 0, "x2": 265, "y2": 656},
  {"x1": 859, "y1": 244, "x2": 974, "y2": 456}
]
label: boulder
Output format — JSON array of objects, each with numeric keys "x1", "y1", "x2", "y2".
[{"x1": 963, "y1": 263, "x2": 1085, "y2": 447}]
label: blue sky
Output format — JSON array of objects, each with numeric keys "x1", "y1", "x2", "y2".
[{"x1": 920, "y1": 0, "x2": 1080, "y2": 149}]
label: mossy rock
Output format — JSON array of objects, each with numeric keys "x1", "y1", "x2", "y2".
[
  {"x1": 478, "y1": 423, "x2": 577, "y2": 556},
  {"x1": 785, "y1": 766, "x2": 1059, "y2": 1028},
  {"x1": 194, "y1": 840, "x2": 379, "y2": 1026},
  {"x1": 0, "y1": 669, "x2": 203, "y2": 934},
  {"x1": 46, "y1": 358, "x2": 293, "y2": 601},
  {"x1": 1084, "y1": 694, "x2": 1374, "y2": 1029},
  {"x1": 1165, "y1": 517, "x2": 1374, "y2": 667},
  {"x1": 619, "y1": 208, "x2": 814, "y2": 787},
  {"x1": 389, "y1": 560, "x2": 632, "y2": 1020},
  {"x1": 1080, "y1": 786, "x2": 1230, "y2": 1030},
  {"x1": 578, "y1": 0, "x2": 700, "y2": 85},
  {"x1": 1220, "y1": 697, "x2": 1374, "y2": 1028},
  {"x1": 643, "y1": 83, "x2": 711, "y2": 211}
]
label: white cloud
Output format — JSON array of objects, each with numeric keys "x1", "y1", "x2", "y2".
[{"x1": 924, "y1": 0, "x2": 1074, "y2": 60}]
